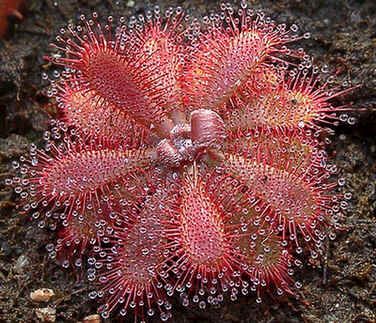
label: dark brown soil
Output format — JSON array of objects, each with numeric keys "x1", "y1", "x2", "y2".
[{"x1": 0, "y1": 0, "x2": 375, "y2": 322}]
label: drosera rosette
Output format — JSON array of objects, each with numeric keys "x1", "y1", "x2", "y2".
[{"x1": 7, "y1": 1, "x2": 358, "y2": 321}]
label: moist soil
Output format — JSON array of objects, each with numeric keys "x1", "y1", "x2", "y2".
[{"x1": 0, "y1": 0, "x2": 375, "y2": 322}]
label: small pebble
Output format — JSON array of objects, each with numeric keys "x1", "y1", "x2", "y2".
[
  {"x1": 35, "y1": 307, "x2": 56, "y2": 322},
  {"x1": 14, "y1": 254, "x2": 30, "y2": 274},
  {"x1": 30, "y1": 288, "x2": 55, "y2": 302},
  {"x1": 82, "y1": 314, "x2": 101, "y2": 323}
]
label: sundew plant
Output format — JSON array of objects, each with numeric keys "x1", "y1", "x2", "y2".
[{"x1": 8, "y1": 2, "x2": 355, "y2": 321}]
